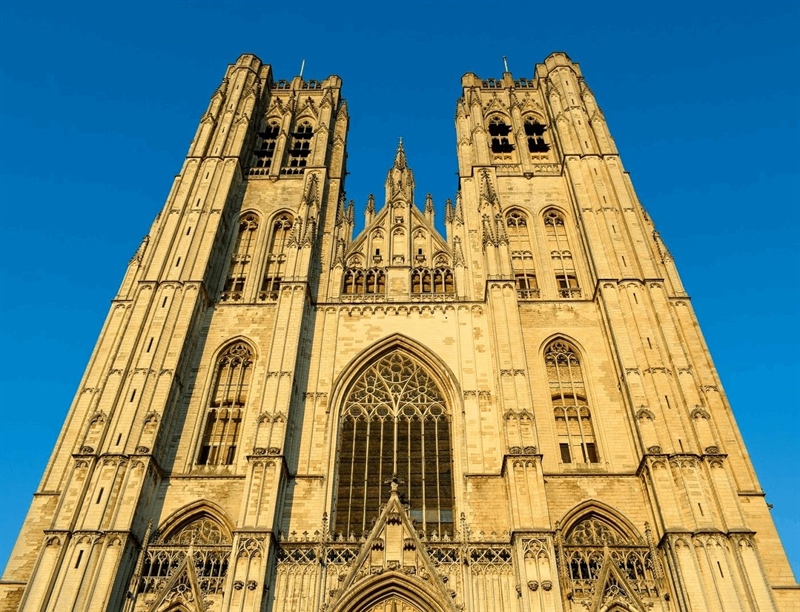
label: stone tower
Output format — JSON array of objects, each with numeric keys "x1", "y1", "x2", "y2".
[{"x1": 1, "y1": 53, "x2": 796, "y2": 612}]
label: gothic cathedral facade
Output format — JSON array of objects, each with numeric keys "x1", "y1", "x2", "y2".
[{"x1": 2, "y1": 53, "x2": 797, "y2": 612}]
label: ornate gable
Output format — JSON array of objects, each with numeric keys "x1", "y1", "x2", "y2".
[{"x1": 329, "y1": 481, "x2": 458, "y2": 612}]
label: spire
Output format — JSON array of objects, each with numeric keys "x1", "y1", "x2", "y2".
[
  {"x1": 424, "y1": 193, "x2": 435, "y2": 225},
  {"x1": 365, "y1": 193, "x2": 375, "y2": 225},
  {"x1": 424, "y1": 192, "x2": 434, "y2": 216},
  {"x1": 393, "y1": 137, "x2": 407, "y2": 170},
  {"x1": 384, "y1": 139, "x2": 415, "y2": 205}
]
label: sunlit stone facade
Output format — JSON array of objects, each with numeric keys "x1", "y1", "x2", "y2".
[{"x1": 2, "y1": 53, "x2": 797, "y2": 612}]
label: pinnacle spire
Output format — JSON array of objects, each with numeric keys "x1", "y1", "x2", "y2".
[
  {"x1": 393, "y1": 137, "x2": 407, "y2": 170},
  {"x1": 385, "y1": 139, "x2": 415, "y2": 204}
]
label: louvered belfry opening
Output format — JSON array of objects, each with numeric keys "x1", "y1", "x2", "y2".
[{"x1": 335, "y1": 351, "x2": 454, "y2": 538}]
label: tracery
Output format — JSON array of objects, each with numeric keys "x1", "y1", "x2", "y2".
[{"x1": 335, "y1": 351, "x2": 454, "y2": 538}]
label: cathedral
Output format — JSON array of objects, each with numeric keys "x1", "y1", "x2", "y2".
[{"x1": 1, "y1": 52, "x2": 797, "y2": 612}]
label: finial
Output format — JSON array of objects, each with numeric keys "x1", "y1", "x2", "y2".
[
  {"x1": 425, "y1": 193, "x2": 434, "y2": 214},
  {"x1": 393, "y1": 138, "x2": 407, "y2": 170},
  {"x1": 385, "y1": 473, "x2": 404, "y2": 494}
]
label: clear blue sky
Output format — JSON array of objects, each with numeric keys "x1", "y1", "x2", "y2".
[{"x1": 1, "y1": 0, "x2": 798, "y2": 579}]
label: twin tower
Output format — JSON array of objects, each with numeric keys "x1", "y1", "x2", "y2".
[{"x1": 2, "y1": 53, "x2": 796, "y2": 612}]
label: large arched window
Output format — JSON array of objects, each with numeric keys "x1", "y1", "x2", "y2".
[
  {"x1": 222, "y1": 213, "x2": 259, "y2": 302},
  {"x1": 197, "y1": 342, "x2": 252, "y2": 466},
  {"x1": 260, "y1": 214, "x2": 293, "y2": 301},
  {"x1": 335, "y1": 351, "x2": 454, "y2": 538},
  {"x1": 544, "y1": 210, "x2": 581, "y2": 298},
  {"x1": 545, "y1": 340, "x2": 598, "y2": 464},
  {"x1": 506, "y1": 210, "x2": 538, "y2": 298}
]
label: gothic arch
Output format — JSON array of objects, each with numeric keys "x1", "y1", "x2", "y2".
[
  {"x1": 329, "y1": 334, "x2": 462, "y2": 414},
  {"x1": 193, "y1": 339, "x2": 256, "y2": 466},
  {"x1": 329, "y1": 335, "x2": 460, "y2": 537},
  {"x1": 505, "y1": 206, "x2": 529, "y2": 220},
  {"x1": 537, "y1": 333, "x2": 588, "y2": 362},
  {"x1": 540, "y1": 205, "x2": 571, "y2": 224},
  {"x1": 155, "y1": 500, "x2": 235, "y2": 542},
  {"x1": 209, "y1": 337, "x2": 258, "y2": 364},
  {"x1": 266, "y1": 208, "x2": 295, "y2": 227},
  {"x1": 330, "y1": 571, "x2": 454, "y2": 612},
  {"x1": 558, "y1": 500, "x2": 642, "y2": 544}
]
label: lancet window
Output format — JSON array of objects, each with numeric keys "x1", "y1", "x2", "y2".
[
  {"x1": 197, "y1": 342, "x2": 252, "y2": 466},
  {"x1": 260, "y1": 214, "x2": 293, "y2": 301},
  {"x1": 335, "y1": 351, "x2": 454, "y2": 538},
  {"x1": 221, "y1": 213, "x2": 259, "y2": 302},
  {"x1": 250, "y1": 120, "x2": 280, "y2": 175},
  {"x1": 524, "y1": 116, "x2": 551, "y2": 153},
  {"x1": 506, "y1": 210, "x2": 538, "y2": 299},
  {"x1": 488, "y1": 115, "x2": 515, "y2": 156},
  {"x1": 545, "y1": 340, "x2": 598, "y2": 464},
  {"x1": 137, "y1": 516, "x2": 231, "y2": 603},
  {"x1": 342, "y1": 268, "x2": 386, "y2": 296},
  {"x1": 544, "y1": 210, "x2": 581, "y2": 298},
  {"x1": 282, "y1": 120, "x2": 313, "y2": 175},
  {"x1": 411, "y1": 267, "x2": 455, "y2": 295}
]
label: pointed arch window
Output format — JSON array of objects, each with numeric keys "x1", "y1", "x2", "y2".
[
  {"x1": 335, "y1": 351, "x2": 454, "y2": 538},
  {"x1": 222, "y1": 213, "x2": 259, "y2": 302},
  {"x1": 558, "y1": 513, "x2": 660, "y2": 602},
  {"x1": 524, "y1": 116, "x2": 551, "y2": 153},
  {"x1": 544, "y1": 210, "x2": 581, "y2": 298},
  {"x1": 250, "y1": 120, "x2": 280, "y2": 176},
  {"x1": 343, "y1": 268, "x2": 386, "y2": 296},
  {"x1": 282, "y1": 120, "x2": 313, "y2": 175},
  {"x1": 411, "y1": 267, "x2": 455, "y2": 296},
  {"x1": 137, "y1": 515, "x2": 231, "y2": 602},
  {"x1": 260, "y1": 214, "x2": 293, "y2": 301},
  {"x1": 197, "y1": 342, "x2": 252, "y2": 466},
  {"x1": 545, "y1": 341, "x2": 598, "y2": 464},
  {"x1": 488, "y1": 115, "x2": 515, "y2": 156},
  {"x1": 506, "y1": 210, "x2": 538, "y2": 299}
]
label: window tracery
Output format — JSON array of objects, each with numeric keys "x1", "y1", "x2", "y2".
[
  {"x1": 411, "y1": 267, "x2": 455, "y2": 296},
  {"x1": 221, "y1": 213, "x2": 259, "y2": 302},
  {"x1": 282, "y1": 120, "x2": 313, "y2": 175},
  {"x1": 342, "y1": 268, "x2": 386, "y2": 296},
  {"x1": 335, "y1": 351, "x2": 454, "y2": 538},
  {"x1": 260, "y1": 214, "x2": 293, "y2": 301},
  {"x1": 524, "y1": 116, "x2": 551, "y2": 153},
  {"x1": 488, "y1": 115, "x2": 515, "y2": 157},
  {"x1": 545, "y1": 341, "x2": 598, "y2": 464},
  {"x1": 197, "y1": 342, "x2": 252, "y2": 466},
  {"x1": 558, "y1": 515, "x2": 660, "y2": 603},
  {"x1": 507, "y1": 210, "x2": 538, "y2": 299},
  {"x1": 137, "y1": 516, "x2": 231, "y2": 603},
  {"x1": 544, "y1": 211, "x2": 581, "y2": 298},
  {"x1": 250, "y1": 120, "x2": 280, "y2": 176}
]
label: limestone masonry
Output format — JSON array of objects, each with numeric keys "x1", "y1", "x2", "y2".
[{"x1": 2, "y1": 52, "x2": 797, "y2": 612}]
